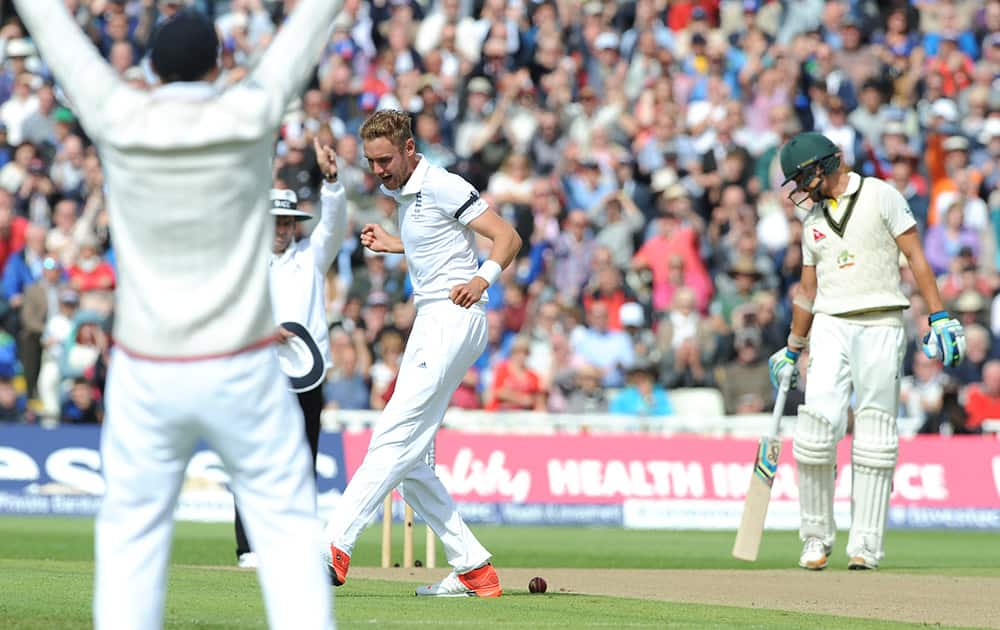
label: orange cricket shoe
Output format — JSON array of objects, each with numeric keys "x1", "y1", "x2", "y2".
[
  {"x1": 414, "y1": 562, "x2": 503, "y2": 597},
  {"x1": 328, "y1": 545, "x2": 350, "y2": 586}
]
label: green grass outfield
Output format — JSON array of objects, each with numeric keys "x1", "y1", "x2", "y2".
[{"x1": 0, "y1": 516, "x2": 997, "y2": 629}]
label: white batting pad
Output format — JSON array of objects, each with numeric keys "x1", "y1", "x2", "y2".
[
  {"x1": 793, "y1": 405, "x2": 837, "y2": 545},
  {"x1": 848, "y1": 407, "x2": 899, "y2": 564}
]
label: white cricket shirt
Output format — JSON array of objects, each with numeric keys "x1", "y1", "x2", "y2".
[
  {"x1": 382, "y1": 156, "x2": 490, "y2": 309},
  {"x1": 802, "y1": 173, "x2": 916, "y2": 318},
  {"x1": 270, "y1": 182, "x2": 347, "y2": 381}
]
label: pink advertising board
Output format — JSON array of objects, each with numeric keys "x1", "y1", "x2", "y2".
[{"x1": 342, "y1": 431, "x2": 1000, "y2": 529}]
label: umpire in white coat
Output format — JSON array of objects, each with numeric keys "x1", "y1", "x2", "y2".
[
  {"x1": 12, "y1": 2, "x2": 344, "y2": 629},
  {"x1": 235, "y1": 140, "x2": 347, "y2": 567}
]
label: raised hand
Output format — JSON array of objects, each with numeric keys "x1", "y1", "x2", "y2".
[{"x1": 314, "y1": 137, "x2": 338, "y2": 182}]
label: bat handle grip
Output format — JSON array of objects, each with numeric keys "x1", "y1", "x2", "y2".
[{"x1": 769, "y1": 373, "x2": 791, "y2": 437}]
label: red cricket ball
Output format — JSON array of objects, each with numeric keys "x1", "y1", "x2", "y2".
[{"x1": 528, "y1": 576, "x2": 547, "y2": 594}]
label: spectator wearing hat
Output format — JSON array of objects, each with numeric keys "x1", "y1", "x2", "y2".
[
  {"x1": 0, "y1": 72, "x2": 38, "y2": 146},
  {"x1": 0, "y1": 38, "x2": 35, "y2": 105},
  {"x1": 454, "y1": 77, "x2": 509, "y2": 182},
  {"x1": 951, "y1": 289, "x2": 989, "y2": 330},
  {"x1": 587, "y1": 31, "x2": 625, "y2": 96},
  {"x1": 620, "y1": 300, "x2": 657, "y2": 360},
  {"x1": 609, "y1": 362, "x2": 672, "y2": 422}
]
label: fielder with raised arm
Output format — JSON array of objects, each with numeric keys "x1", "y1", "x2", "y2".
[
  {"x1": 325, "y1": 110, "x2": 521, "y2": 597},
  {"x1": 768, "y1": 132, "x2": 965, "y2": 571},
  {"x1": 12, "y1": 2, "x2": 342, "y2": 628}
]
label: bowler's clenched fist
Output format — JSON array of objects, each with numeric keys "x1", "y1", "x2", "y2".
[{"x1": 450, "y1": 278, "x2": 487, "y2": 308}]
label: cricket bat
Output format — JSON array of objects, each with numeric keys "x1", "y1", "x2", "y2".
[{"x1": 732, "y1": 374, "x2": 791, "y2": 561}]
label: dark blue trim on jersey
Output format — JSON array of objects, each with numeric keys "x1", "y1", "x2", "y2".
[{"x1": 453, "y1": 192, "x2": 479, "y2": 220}]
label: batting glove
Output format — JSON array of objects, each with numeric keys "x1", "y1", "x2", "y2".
[
  {"x1": 767, "y1": 347, "x2": 799, "y2": 390},
  {"x1": 922, "y1": 311, "x2": 967, "y2": 367}
]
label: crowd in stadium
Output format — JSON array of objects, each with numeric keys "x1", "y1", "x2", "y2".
[{"x1": 0, "y1": 0, "x2": 996, "y2": 433}]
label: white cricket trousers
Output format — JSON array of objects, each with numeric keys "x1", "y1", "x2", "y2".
[
  {"x1": 326, "y1": 300, "x2": 490, "y2": 573},
  {"x1": 95, "y1": 347, "x2": 334, "y2": 630},
  {"x1": 805, "y1": 313, "x2": 906, "y2": 431}
]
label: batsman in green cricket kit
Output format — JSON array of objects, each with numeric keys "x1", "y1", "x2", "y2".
[{"x1": 768, "y1": 132, "x2": 966, "y2": 570}]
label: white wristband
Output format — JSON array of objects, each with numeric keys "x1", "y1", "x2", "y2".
[{"x1": 474, "y1": 260, "x2": 502, "y2": 287}]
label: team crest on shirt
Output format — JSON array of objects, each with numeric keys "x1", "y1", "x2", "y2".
[
  {"x1": 812, "y1": 228, "x2": 826, "y2": 243},
  {"x1": 837, "y1": 249, "x2": 856, "y2": 269}
]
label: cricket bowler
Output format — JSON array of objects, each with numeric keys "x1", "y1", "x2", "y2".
[{"x1": 324, "y1": 110, "x2": 521, "y2": 597}]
